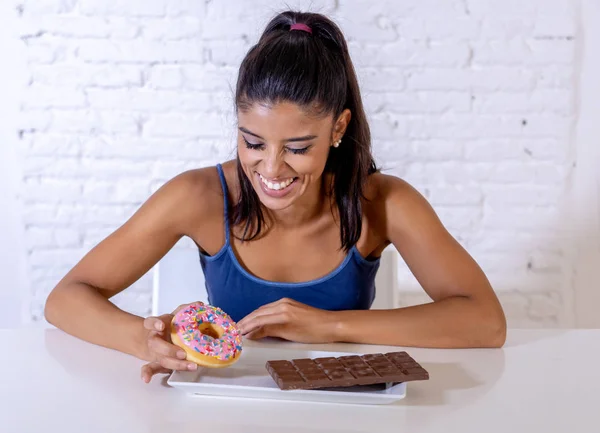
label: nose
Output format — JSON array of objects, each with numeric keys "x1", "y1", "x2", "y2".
[{"x1": 261, "y1": 148, "x2": 284, "y2": 178}]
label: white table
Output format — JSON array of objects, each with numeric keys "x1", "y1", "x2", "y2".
[{"x1": 1, "y1": 328, "x2": 598, "y2": 433}]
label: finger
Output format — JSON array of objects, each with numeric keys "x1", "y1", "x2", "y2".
[
  {"x1": 245, "y1": 327, "x2": 267, "y2": 340},
  {"x1": 140, "y1": 362, "x2": 171, "y2": 383},
  {"x1": 147, "y1": 335, "x2": 188, "y2": 360},
  {"x1": 143, "y1": 314, "x2": 173, "y2": 332},
  {"x1": 238, "y1": 303, "x2": 283, "y2": 329},
  {"x1": 143, "y1": 316, "x2": 165, "y2": 331},
  {"x1": 240, "y1": 313, "x2": 288, "y2": 335},
  {"x1": 157, "y1": 356, "x2": 198, "y2": 372}
]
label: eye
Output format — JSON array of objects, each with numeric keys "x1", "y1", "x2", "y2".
[
  {"x1": 286, "y1": 147, "x2": 310, "y2": 155},
  {"x1": 242, "y1": 136, "x2": 264, "y2": 150}
]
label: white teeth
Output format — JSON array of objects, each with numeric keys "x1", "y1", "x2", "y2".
[{"x1": 259, "y1": 174, "x2": 294, "y2": 191}]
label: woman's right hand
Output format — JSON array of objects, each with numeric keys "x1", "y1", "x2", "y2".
[{"x1": 140, "y1": 309, "x2": 198, "y2": 383}]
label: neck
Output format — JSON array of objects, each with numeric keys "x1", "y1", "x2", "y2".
[{"x1": 265, "y1": 176, "x2": 331, "y2": 229}]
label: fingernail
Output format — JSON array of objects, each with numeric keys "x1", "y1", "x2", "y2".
[
  {"x1": 155, "y1": 322, "x2": 163, "y2": 331},
  {"x1": 177, "y1": 351, "x2": 186, "y2": 359},
  {"x1": 188, "y1": 363, "x2": 197, "y2": 370}
]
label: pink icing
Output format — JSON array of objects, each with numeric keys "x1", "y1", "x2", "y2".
[{"x1": 172, "y1": 302, "x2": 242, "y2": 361}]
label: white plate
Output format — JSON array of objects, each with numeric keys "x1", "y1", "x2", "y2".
[{"x1": 167, "y1": 346, "x2": 407, "y2": 405}]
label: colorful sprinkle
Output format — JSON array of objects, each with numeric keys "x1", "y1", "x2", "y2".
[{"x1": 173, "y1": 302, "x2": 242, "y2": 361}]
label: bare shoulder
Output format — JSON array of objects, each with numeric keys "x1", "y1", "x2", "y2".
[
  {"x1": 143, "y1": 164, "x2": 226, "y2": 236},
  {"x1": 363, "y1": 171, "x2": 442, "y2": 241}
]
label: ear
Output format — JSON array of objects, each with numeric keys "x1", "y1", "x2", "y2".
[{"x1": 332, "y1": 109, "x2": 351, "y2": 142}]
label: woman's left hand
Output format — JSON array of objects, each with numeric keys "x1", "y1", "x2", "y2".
[{"x1": 237, "y1": 298, "x2": 339, "y2": 343}]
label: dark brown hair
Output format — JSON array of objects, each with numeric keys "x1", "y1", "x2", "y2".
[{"x1": 232, "y1": 10, "x2": 377, "y2": 252}]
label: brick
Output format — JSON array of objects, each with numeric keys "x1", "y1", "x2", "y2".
[
  {"x1": 22, "y1": 204, "x2": 57, "y2": 226},
  {"x1": 26, "y1": 227, "x2": 81, "y2": 250},
  {"x1": 528, "y1": 292, "x2": 562, "y2": 319},
  {"x1": 372, "y1": 140, "x2": 410, "y2": 161},
  {"x1": 181, "y1": 65, "x2": 237, "y2": 91},
  {"x1": 152, "y1": 161, "x2": 190, "y2": 180},
  {"x1": 358, "y1": 68, "x2": 405, "y2": 92},
  {"x1": 466, "y1": 0, "x2": 538, "y2": 16},
  {"x1": 395, "y1": 17, "x2": 480, "y2": 40},
  {"x1": 23, "y1": 16, "x2": 139, "y2": 39},
  {"x1": 427, "y1": 186, "x2": 483, "y2": 206},
  {"x1": 31, "y1": 64, "x2": 143, "y2": 88},
  {"x1": 166, "y1": 0, "x2": 207, "y2": 17},
  {"x1": 535, "y1": 65, "x2": 573, "y2": 88},
  {"x1": 473, "y1": 90, "x2": 573, "y2": 114},
  {"x1": 145, "y1": 65, "x2": 184, "y2": 89},
  {"x1": 144, "y1": 113, "x2": 226, "y2": 138},
  {"x1": 29, "y1": 248, "x2": 86, "y2": 269},
  {"x1": 23, "y1": 157, "x2": 81, "y2": 178},
  {"x1": 472, "y1": 39, "x2": 532, "y2": 65},
  {"x1": 407, "y1": 68, "x2": 536, "y2": 91},
  {"x1": 403, "y1": 161, "x2": 552, "y2": 185},
  {"x1": 520, "y1": 140, "x2": 569, "y2": 161},
  {"x1": 49, "y1": 110, "x2": 139, "y2": 134},
  {"x1": 480, "y1": 18, "x2": 534, "y2": 39},
  {"x1": 353, "y1": 41, "x2": 470, "y2": 67},
  {"x1": 207, "y1": 41, "x2": 251, "y2": 67},
  {"x1": 341, "y1": 17, "x2": 398, "y2": 43},
  {"x1": 482, "y1": 206, "x2": 560, "y2": 230},
  {"x1": 410, "y1": 140, "x2": 463, "y2": 161},
  {"x1": 80, "y1": 0, "x2": 167, "y2": 17},
  {"x1": 369, "y1": 114, "x2": 408, "y2": 140},
  {"x1": 533, "y1": 15, "x2": 577, "y2": 38},
  {"x1": 364, "y1": 92, "x2": 470, "y2": 114},
  {"x1": 25, "y1": 133, "x2": 82, "y2": 157},
  {"x1": 483, "y1": 185, "x2": 561, "y2": 207},
  {"x1": 434, "y1": 206, "x2": 482, "y2": 232},
  {"x1": 24, "y1": 35, "x2": 78, "y2": 63},
  {"x1": 22, "y1": 178, "x2": 82, "y2": 204},
  {"x1": 55, "y1": 204, "x2": 134, "y2": 227},
  {"x1": 22, "y1": 85, "x2": 87, "y2": 109},
  {"x1": 78, "y1": 39, "x2": 203, "y2": 63},
  {"x1": 140, "y1": 17, "x2": 201, "y2": 40},
  {"x1": 30, "y1": 266, "x2": 74, "y2": 283},
  {"x1": 82, "y1": 179, "x2": 151, "y2": 204},
  {"x1": 464, "y1": 139, "x2": 566, "y2": 162},
  {"x1": 529, "y1": 39, "x2": 575, "y2": 65},
  {"x1": 86, "y1": 89, "x2": 213, "y2": 112},
  {"x1": 22, "y1": 0, "x2": 77, "y2": 15},
  {"x1": 80, "y1": 159, "x2": 153, "y2": 178},
  {"x1": 25, "y1": 227, "x2": 54, "y2": 249},
  {"x1": 83, "y1": 227, "x2": 118, "y2": 249},
  {"x1": 18, "y1": 110, "x2": 53, "y2": 132}
]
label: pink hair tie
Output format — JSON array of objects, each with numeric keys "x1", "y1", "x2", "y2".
[{"x1": 290, "y1": 23, "x2": 312, "y2": 34}]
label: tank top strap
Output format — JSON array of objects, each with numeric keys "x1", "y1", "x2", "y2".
[{"x1": 215, "y1": 164, "x2": 231, "y2": 244}]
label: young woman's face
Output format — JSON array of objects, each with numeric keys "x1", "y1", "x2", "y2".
[{"x1": 237, "y1": 101, "x2": 349, "y2": 211}]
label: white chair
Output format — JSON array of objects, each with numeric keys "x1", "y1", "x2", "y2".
[
  {"x1": 151, "y1": 247, "x2": 208, "y2": 316},
  {"x1": 151, "y1": 245, "x2": 399, "y2": 316}
]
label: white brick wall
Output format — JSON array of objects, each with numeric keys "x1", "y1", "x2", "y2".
[{"x1": 9, "y1": 0, "x2": 582, "y2": 326}]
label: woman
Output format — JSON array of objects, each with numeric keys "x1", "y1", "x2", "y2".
[{"x1": 44, "y1": 11, "x2": 506, "y2": 383}]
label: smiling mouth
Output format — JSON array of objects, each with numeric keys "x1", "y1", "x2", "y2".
[{"x1": 257, "y1": 173, "x2": 298, "y2": 191}]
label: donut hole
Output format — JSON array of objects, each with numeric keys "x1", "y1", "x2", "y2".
[{"x1": 197, "y1": 322, "x2": 224, "y2": 340}]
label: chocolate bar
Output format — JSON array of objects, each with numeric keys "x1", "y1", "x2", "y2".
[{"x1": 265, "y1": 351, "x2": 429, "y2": 391}]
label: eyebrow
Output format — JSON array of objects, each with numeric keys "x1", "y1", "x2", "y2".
[{"x1": 238, "y1": 127, "x2": 318, "y2": 142}]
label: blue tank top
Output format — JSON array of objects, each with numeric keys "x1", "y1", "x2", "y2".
[{"x1": 198, "y1": 164, "x2": 381, "y2": 322}]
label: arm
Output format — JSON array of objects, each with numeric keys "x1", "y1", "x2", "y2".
[
  {"x1": 44, "y1": 169, "x2": 216, "y2": 360},
  {"x1": 333, "y1": 175, "x2": 507, "y2": 348}
]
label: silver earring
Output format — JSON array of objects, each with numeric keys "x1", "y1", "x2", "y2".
[{"x1": 333, "y1": 139, "x2": 341, "y2": 148}]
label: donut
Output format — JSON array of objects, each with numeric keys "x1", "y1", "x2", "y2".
[{"x1": 170, "y1": 302, "x2": 243, "y2": 368}]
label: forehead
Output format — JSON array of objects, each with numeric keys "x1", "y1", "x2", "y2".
[{"x1": 237, "y1": 101, "x2": 332, "y2": 134}]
